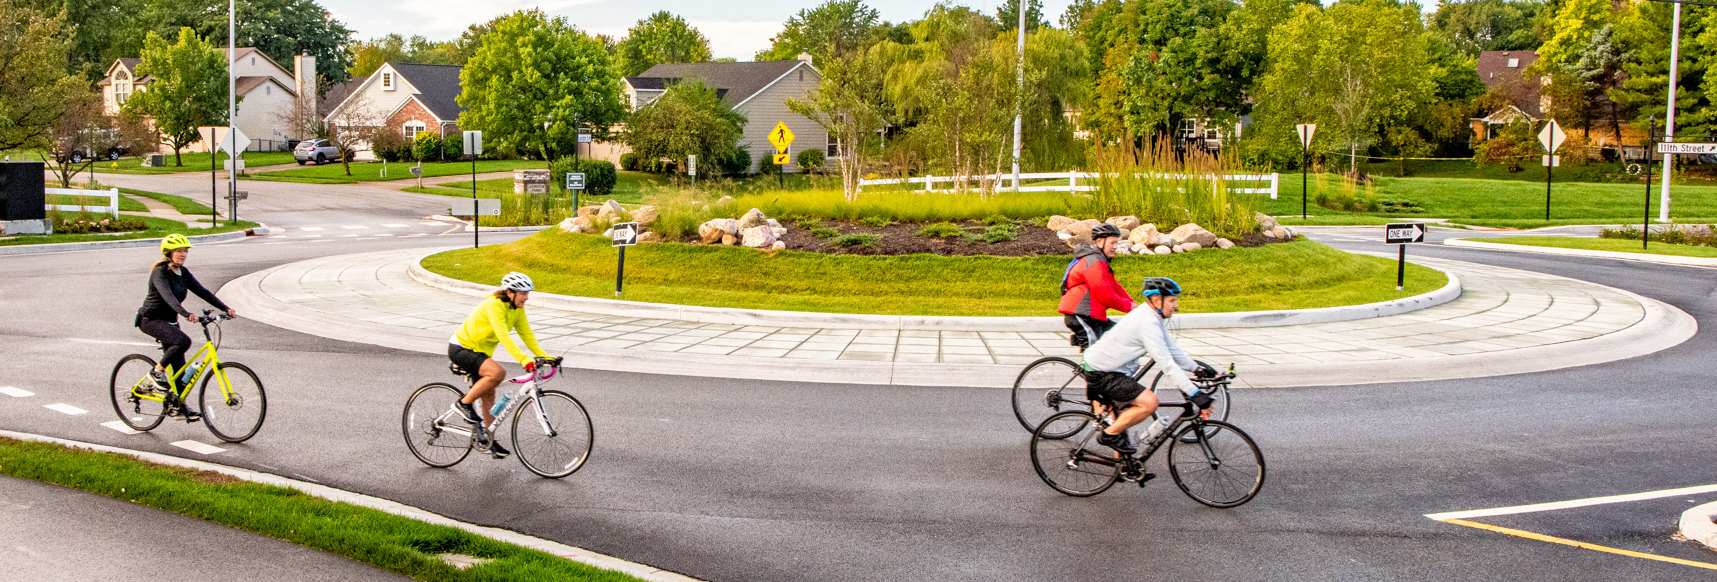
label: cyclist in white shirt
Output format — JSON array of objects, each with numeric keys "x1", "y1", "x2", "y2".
[{"x1": 1082, "y1": 277, "x2": 1216, "y2": 455}]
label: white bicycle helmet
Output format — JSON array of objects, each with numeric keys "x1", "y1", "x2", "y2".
[{"x1": 500, "y1": 272, "x2": 535, "y2": 292}]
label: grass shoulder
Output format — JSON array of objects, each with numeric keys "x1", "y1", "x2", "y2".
[
  {"x1": 251, "y1": 160, "x2": 546, "y2": 184},
  {"x1": 92, "y1": 152, "x2": 297, "y2": 174},
  {"x1": 423, "y1": 231, "x2": 1446, "y2": 317},
  {"x1": 120, "y1": 188, "x2": 217, "y2": 215},
  {"x1": 1469, "y1": 236, "x2": 1717, "y2": 258},
  {"x1": 0, "y1": 216, "x2": 255, "y2": 247},
  {"x1": 0, "y1": 437, "x2": 645, "y2": 582}
]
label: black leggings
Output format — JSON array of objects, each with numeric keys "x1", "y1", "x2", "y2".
[{"x1": 140, "y1": 318, "x2": 192, "y2": 372}]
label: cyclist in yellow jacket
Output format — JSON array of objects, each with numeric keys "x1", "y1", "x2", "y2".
[{"x1": 449, "y1": 272, "x2": 552, "y2": 457}]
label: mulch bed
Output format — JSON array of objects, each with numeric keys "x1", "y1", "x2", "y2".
[{"x1": 674, "y1": 219, "x2": 1293, "y2": 257}]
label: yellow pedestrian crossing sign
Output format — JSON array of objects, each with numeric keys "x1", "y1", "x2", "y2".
[
  {"x1": 768, "y1": 122, "x2": 795, "y2": 153},
  {"x1": 773, "y1": 153, "x2": 790, "y2": 165}
]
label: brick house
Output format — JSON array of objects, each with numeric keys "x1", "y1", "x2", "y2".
[
  {"x1": 621, "y1": 55, "x2": 828, "y2": 172},
  {"x1": 321, "y1": 63, "x2": 464, "y2": 158}
]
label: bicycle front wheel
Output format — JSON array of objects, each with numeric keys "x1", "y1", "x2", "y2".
[
  {"x1": 1168, "y1": 420, "x2": 1265, "y2": 508},
  {"x1": 1012, "y1": 357, "x2": 1089, "y2": 438},
  {"x1": 402, "y1": 383, "x2": 473, "y2": 468},
  {"x1": 199, "y1": 362, "x2": 266, "y2": 443},
  {"x1": 109, "y1": 354, "x2": 165, "y2": 432},
  {"x1": 1030, "y1": 411, "x2": 1121, "y2": 497},
  {"x1": 511, "y1": 390, "x2": 593, "y2": 479},
  {"x1": 1151, "y1": 372, "x2": 1230, "y2": 425}
]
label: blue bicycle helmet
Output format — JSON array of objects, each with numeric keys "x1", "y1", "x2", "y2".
[{"x1": 1140, "y1": 277, "x2": 1182, "y2": 297}]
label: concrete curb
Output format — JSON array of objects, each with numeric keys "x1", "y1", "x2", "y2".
[
  {"x1": 408, "y1": 252, "x2": 1463, "y2": 332},
  {"x1": 0, "y1": 429, "x2": 702, "y2": 582},
  {"x1": 1445, "y1": 237, "x2": 1717, "y2": 269},
  {"x1": 1681, "y1": 501, "x2": 1717, "y2": 549},
  {"x1": 463, "y1": 224, "x2": 551, "y2": 233},
  {"x1": 0, "y1": 228, "x2": 249, "y2": 256}
]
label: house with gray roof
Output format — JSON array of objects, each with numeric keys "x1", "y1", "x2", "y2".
[
  {"x1": 322, "y1": 63, "x2": 466, "y2": 159},
  {"x1": 101, "y1": 48, "x2": 318, "y2": 153},
  {"x1": 622, "y1": 55, "x2": 828, "y2": 172}
]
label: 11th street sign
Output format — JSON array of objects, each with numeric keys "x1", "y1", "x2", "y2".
[
  {"x1": 1657, "y1": 142, "x2": 1717, "y2": 155},
  {"x1": 1385, "y1": 222, "x2": 1427, "y2": 245}
]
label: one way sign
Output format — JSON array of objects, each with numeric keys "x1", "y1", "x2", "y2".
[{"x1": 1385, "y1": 222, "x2": 1427, "y2": 245}]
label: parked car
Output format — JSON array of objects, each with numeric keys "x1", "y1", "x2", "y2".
[
  {"x1": 294, "y1": 139, "x2": 340, "y2": 165},
  {"x1": 67, "y1": 145, "x2": 127, "y2": 164}
]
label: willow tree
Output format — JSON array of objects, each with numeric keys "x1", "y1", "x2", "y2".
[{"x1": 788, "y1": 46, "x2": 888, "y2": 201}]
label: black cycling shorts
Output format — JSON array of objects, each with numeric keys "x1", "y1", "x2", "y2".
[
  {"x1": 1065, "y1": 314, "x2": 1114, "y2": 351},
  {"x1": 448, "y1": 343, "x2": 491, "y2": 376},
  {"x1": 1086, "y1": 370, "x2": 1147, "y2": 406}
]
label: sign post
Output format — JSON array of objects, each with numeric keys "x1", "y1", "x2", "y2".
[
  {"x1": 463, "y1": 131, "x2": 483, "y2": 247},
  {"x1": 218, "y1": 127, "x2": 250, "y2": 224},
  {"x1": 566, "y1": 171, "x2": 585, "y2": 208},
  {"x1": 1296, "y1": 124, "x2": 1316, "y2": 219},
  {"x1": 1538, "y1": 120, "x2": 1565, "y2": 221},
  {"x1": 1385, "y1": 222, "x2": 1427, "y2": 291},
  {"x1": 611, "y1": 222, "x2": 639, "y2": 296},
  {"x1": 769, "y1": 121, "x2": 795, "y2": 189},
  {"x1": 1645, "y1": 116, "x2": 1658, "y2": 250}
]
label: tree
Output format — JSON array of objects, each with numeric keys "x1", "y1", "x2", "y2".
[
  {"x1": 457, "y1": 9, "x2": 624, "y2": 160},
  {"x1": 198, "y1": 0, "x2": 355, "y2": 87},
  {"x1": 1427, "y1": 0, "x2": 1545, "y2": 57},
  {"x1": 38, "y1": 84, "x2": 109, "y2": 187},
  {"x1": 1572, "y1": 24, "x2": 1629, "y2": 141},
  {"x1": 1536, "y1": 0, "x2": 1614, "y2": 68},
  {"x1": 323, "y1": 88, "x2": 379, "y2": 176},
  {"x1": 0, "y1": 0, "x2": 79, "y2": 151},
  {"x1": 623, "y1": 81, "x2": 746, "y2": 175},
  {"x1": 121, "y1": 27, "x2": 229, "y2": 167},
  {"x1": 789, "y1": 47, "x2": 888, "y2": 200},
  {"x1": 614, "y1": 11, "x2": 712, "y2": 78},
  {"x1": 348, "y1": 34, "x2": 462, "y2": 79},
  {"x1": 885, "y1": 5, "x2": 1019, "y2": 193},
  {"x1": 1117, "y1": 0, "x2": 1247, "y2": 137},
  {"x1": 756, "y1": 0, "x2": 882, "y2": 63},
  {"x1": 997, "y1": 0, "x2": 1047, "y2": 33},
  {"x1": 1611, "y1": 1, "x2": 1714, "y2": 137}
]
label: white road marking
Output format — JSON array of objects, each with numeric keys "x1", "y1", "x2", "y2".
[
  {"x1": 169, "y1": 440, "x2": 225, "y2": 454},
  {"x1": 300, "y1": 234, "x2": 322, "y2": 238},
  {"x1": 67, "y1": 338, "x2": 155, "y2": 347},
  {"x1": 403, "y1": 233, "x2": 428, "y2": 237},
  {"x1": 339, "y1": 234, "x2": 359, "y2": 237},
  {"x1": 308, "y1": 239, "x2": 335, "y2": 243},
  {"x1": 0, "y1": 387, "x2": 34, "y2": 397},
  {"x1": 342, "y1": 225, "x2": 369, "y2": 230},
  {"x1": 100, "y1": 420, "x2": 141, "y2": 435},
  {"x1": 383, "y1": 224, "x2": 409, "y2": 228},
  {"x1": 300, "y1": 227, "x2": 324, "y2": 232},
  {"x1": 43, "y1": 403, "x2": 88, "y2": 415},
  {"x1": 1426, "y1": 483, "x2": 1717, "y2": 521},
  {"x1": 370, "y1": 233, "x2": 394, "y2": 237},
  {"x1": 262, "y1": 242, "x2": 291, "y2": 245}
]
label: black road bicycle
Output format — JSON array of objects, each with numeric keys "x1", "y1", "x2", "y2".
[{"x1": 1012, "y1": 356, "x2": 1231, "y2": 439}]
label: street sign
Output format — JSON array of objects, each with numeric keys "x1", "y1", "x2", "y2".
[
  {"x1": 611, "y1": 222, "x2": 639, "y2": 247},
  {"x1": 773, "y1": 153, "x2": 789, "y2": 165},
  {"x1": 1541, "y1": 155, "x2": 1561, "y2": 167},
  {"x1": 463, "y1": 131, "x2": 483, "y2": 156},
  {"x1": 448, "y1": 198, "x2": 500, "y2": 216},
  {"x1": 409, "y1": 165, "x2": 423, "y2": 177},
  {"x1": 222, "y1": 159, "x2": 246, "y2": 171},
  {"x1": 1538, "y1": 120, "x2": 1566, "y2": 152},
  {"x1": 1295, "y1": 124, "x2": 1316, "y2": 148},
  {"x1": 1385, "y1": 222, "x2": 1427, "y2": 245},
  {"x1": 218, "y1": 128, "x2": 250, "y2": 156},
  {"x1": 565, "y1": 172, "x2": 585, "y2": 190},
  {"x1": 1657, "y1": 142, "x2": 1717, "y2": 154},
  {"x1": 226, "y1": 190, "x2": 248, "y2": 201},
  {"x1": 768, "y1": 122, "x2": 795, "y2": 153},
  {"x1": 687, "y1": 155, "x2": 696, "y2": 177},
  {"x1": 577, "y1": 133, "x2": 592, "y2": 144}
]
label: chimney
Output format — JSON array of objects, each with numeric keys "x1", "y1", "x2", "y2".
[
  {"x1": 797, "y1": 52, "x2": 813, "y2": 66},
  {"x1": 295, "y1": 54, "x2": 317, "y2": 134}
]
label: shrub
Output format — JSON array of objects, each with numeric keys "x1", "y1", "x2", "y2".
[
  {"x1": 984, "y1": 214, "x2": 1012, "y2": 226},
  {"x1": 720, "y1": 147, "x2": 752, "y2": 176},
  {"x1": 577, "y1": 159, "x2": 617, "y2": 195},
  {"x1": 370, "y1": 130, "x2": 410, "y2": 162},
  {"x1": 916, "y1": 222, "x2": 964, "y2": 238},
  {"x1": 412, "y1": 133, "x2": 442, "y2": 162},
  {"x1": 49, "y1": 212, "x2": 146, "y2": 234},
  {"x1": 809, "y1": 225, "x2": 840, "y2": 238},
  {"x1": 620, "y1": 152, "x2": 639, "y2": 171},
  {"x1": 831, "y1": 233, "x2": 883, "y2": 247},
  {"x1": 794, "y1": 218, "x2": 823, "y2": 230},
  {"x1": 797, "y1": 149, "x2": 825, "y2": 172},
  {"x1": 441, "y1": 135, "x2": 462, "y2": 160},
  {"x1": 964, "y1": 223, "x2": 1019, "y2": 244},
  {"x1": 857, "y1": 216, "x2": 895, "y2": 227},
  {"x1": 757, "y1": 152, "x2": 782, "y2": 175}
]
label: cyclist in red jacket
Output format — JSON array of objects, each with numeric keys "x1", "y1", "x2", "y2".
[{"x1": 1058, "y1": 223, "x2": 1135, "y2": 351}]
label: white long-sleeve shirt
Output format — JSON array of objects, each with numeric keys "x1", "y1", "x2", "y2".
[{"x1": 1081, "y1": 307, "x2": 1198, "y2": 394}]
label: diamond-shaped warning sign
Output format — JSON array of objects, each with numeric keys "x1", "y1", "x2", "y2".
[{"x1": 768, "y1": 122, "x2": 795, "y2": 153}]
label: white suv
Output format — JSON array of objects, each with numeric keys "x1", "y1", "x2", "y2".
[{"x1": 293, "y1": 139, "x2": 340, "y2": 165}]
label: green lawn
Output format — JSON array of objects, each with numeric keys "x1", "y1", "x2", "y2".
[
  {"x1": 0, "y1": 437, "x2": 645, "y2": 582},
  {"x1": 46, "y1": 192, "x2": 148, "y2": 212},
  {"x1": 251, "y1": 160, "x2": 546, "y2": 184},
  {"x1": 0, "y1": 216, "x2": 255, "y2": 247},
  {"x1": 1256, "y1": 175, "x2": 1717, "y2": 228},
  {"x1": 424, "y1": 233, "x2": 1446, "y2": 316},
  {"x1": 1471, "y1": 236, "x2": 1717, "y2": 258},
  {"x1": 121, "y1": 188, "x2": 217, "y2": 215},
  {"x1": 406, "y1": 171, "x2": 656, "y2": 205},
  {"x1": 91, "y1": 151, "x2": 297, "y2": 174}
]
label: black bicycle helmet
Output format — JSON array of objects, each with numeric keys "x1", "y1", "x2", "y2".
[
  {"x1": 1091, "y1": 223, "x2": 1122, "y2": 240},
  {"x1": 1140, "y1": 277, "x2": 1182, "y2": 297}
]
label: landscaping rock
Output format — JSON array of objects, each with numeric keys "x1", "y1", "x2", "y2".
[
  {"x1": 738, "y1": 208, "x2": 769, "y2": 230},
  {"x1": 1263, "y1": 228, "x2": 1277, "y2": 239},
  {"x1": 771, "y1": 241, "x2": 786, "y2": 251},
  {"x1": 1181, "y1": 242, "x2": 1202, "y2": 251},
  {"x1": 1216, "y1": 238, "x2": 1235, "y2": 249},
  {"x1": 721, "y1": 233, "x2": 738, "y2": 246},
  {"x1": 1172, "y1": 244, "x2": 1186, "y2": 253},
  {"x1": 771, "y1": 226, "x2": 788, "y2": 237},
  {"x1": 1272, "y1": 226, "x2": 1291, "y2": 239},
  {"x1": 637, "y1": 231, "x2": 660, "y2": 243},
  {"x1": 597, "y1": 205, "x2": 623, "y2": 222},
  {"x1": 1169, "y1": 223, "x2": 1219, "y2": 248},
  {"x1": 1114, "y1": 243, "x2": 1132, "y2": 255},
  {"x1": 576, "y1": 205, "x2": 600, "y2": 220},
  {"x1": 716, "y1": 195, "x2": 734, "y2": 206},
  {"x1": 1254, "y1": 212, "x2": 1280, "y2": 233},
  {"x1": 1117, "y1": 227, "x2": 1131, "y2": 241},
  {"x1": 557, "y1": 217, "x2": 582, "y2": 233},
  {"x1": 1131, "y1": 242, "x2": 1152, "y2": 254},
  {"x1": 766, "y1": 218, "x2": 781, "y2": 228},
  {"x1": 1153, "y1": 245, "x2": 1172, "y2": 255},
  {"x1": 1046, "y1": 215, "x2": 1077, "y2": 231},
  {"x1": 1106, "y1": 216, "x2": 1141, "y2": 231},
  {"x1": 1153, "y1": 233, "x2": 1175, "y2": 247},
  {"x1": 741, "y1": 225, "x2": 778, "y2": 248},
  {"x1": 699, "y1": 218, "x2": 737, "y2": 244},
  {"x1": 1063, "y1": 219, "x2": 1104, "y2": 248},
  {"x1": 1128, "y1": 223, "x2": 1160, "y2": 245},
  {"x1": 631, "y1": 205, "x2": 659, "y2": 226},
  {"x1": 1684, "y1": 224, "x2": 1714, "y2": 238}
]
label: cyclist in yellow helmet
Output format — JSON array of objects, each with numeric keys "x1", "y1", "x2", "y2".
[{"x1": 135, "y1": 234, "x2": 236, "y2": 421}]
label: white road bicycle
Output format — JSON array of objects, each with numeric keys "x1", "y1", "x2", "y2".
[{"x1": 401, "y1": 356, "x2": 593, "y2": 479}]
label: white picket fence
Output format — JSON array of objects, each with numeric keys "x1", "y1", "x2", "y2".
[
  {"x1": 857, "y1": 171, "x2": 1281, "y2": 198},
  {"x1": 45, "y1": 187, "x2": 120, "y2": 218}
]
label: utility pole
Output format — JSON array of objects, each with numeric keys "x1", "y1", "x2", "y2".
[
  {"x1": 1660, "y1": 1, "x2": 1683, "y2": 223},
  {"x1": 1010, "y1": 0, "x2": 1026, "y2": 193},
  {"x1": 227, "y1": 0, "x2": 237, "y2": 226}
]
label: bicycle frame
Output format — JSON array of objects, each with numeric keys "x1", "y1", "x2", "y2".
[
  {"x1": 430, "y1": 366, "x2": 562, "y2": 440},
  {"x1": 129, "y1": 318, "x2": 236, "y2": 406},
  {"x1": 1070, "y1": 400, "x2": 1219, "y2": 472}
]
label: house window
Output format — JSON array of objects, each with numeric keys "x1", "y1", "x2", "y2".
[
  {"x1": 403, "y1": 121, "x2": 426, "y2": 140},
  {"x1": 799, "y1": 70, "x2": 804, "y2": 82},
  {"x1": 265, "y1": 85, "x2": 271, "y2": 95},
  {"x1": 826, "y1": 133, "x2": 839, "y2": 157},
  {"x1": 382, "y1": 72, "x2": 395, "y2": 91},
  {"x1": 251, "y1": 56, "x2": 256, "y2": 66}
]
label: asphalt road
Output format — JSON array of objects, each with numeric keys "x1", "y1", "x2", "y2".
[{"x1": 0, "y1": 183, "x2": 1712, "y2": 581}]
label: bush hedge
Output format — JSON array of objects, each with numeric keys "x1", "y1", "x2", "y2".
[{"x1": 551, "y1": 158, "x2": 617, "y2": 196}]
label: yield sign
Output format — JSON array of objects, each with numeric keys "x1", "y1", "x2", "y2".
[
  {"x1": 218, "y1": 127, "x2": 250, "y2": 155},
  {"x1": 1538, "y1": 120, "x2": 1566, "y2": 153},
  {"x1": 1296, "y1": 124, "x2": 1317, "y2": 148},
  {"x1": 768, "y1": 122, "x2": 795, "y2": 153}
]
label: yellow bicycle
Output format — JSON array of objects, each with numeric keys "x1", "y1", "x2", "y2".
[{"x1": 109, "y1": 310, "x2": 267, "y2": 442}]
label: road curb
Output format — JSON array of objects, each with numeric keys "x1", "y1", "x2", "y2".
[
  {"x1": 1682, "y1": 501, "x2": 1717, "y2": 549},
  {"x1": 0, "y1": 429, "x2": 703, "y2": 582},
  {"x1": 0, "y1": 229, "x2": 249, "y2": 256},
  {"x1": 1445, "y1": 237, "x2": 1717, "y2": 269},
  {"x1": 407, "y1": 252, "x2": 1463, "y2": 331}
]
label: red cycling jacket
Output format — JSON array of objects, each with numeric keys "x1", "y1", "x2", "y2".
[{"x1": 1057, "y1": 244, "x2": 1135, "y2": 320}]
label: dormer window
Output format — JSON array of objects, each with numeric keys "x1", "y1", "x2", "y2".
[
  {"x1": 1507, "y1": 58, "x2": 1519, "y2": 68},
  {"x1": 250, "y1": 56, "x2": 256, "y2": 66},
  {"x1": 382, "y1": 72, "x2": 395, "y2": 91}
]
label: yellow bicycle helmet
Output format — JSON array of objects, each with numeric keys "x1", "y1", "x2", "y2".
[{"x1": 160, "y1": 233, "x2": 192, "y2": 252}]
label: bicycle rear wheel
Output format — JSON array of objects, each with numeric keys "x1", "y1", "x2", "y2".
[
  {"x1": 1168, "y1": 420, "x2": 1265, "y2": 508},
  {"x1": 109, "y1": 354, "x2": 165, "y2": 432},
  {"x1": 1012, "y1": 357, "x2": 1089, "y2": 438},
  {"x1": 1030, "y1": 411, "x2": 1121, "y2": 497},
  {"x1": 511, "y1": 390, "x2": 593, "y2": 479},
  {"x1": 402, "y1": 383, "x2": 473, "y2": 468},
  {"x1": 200, "y1": 362, "x2": 266, "y2": 443}
]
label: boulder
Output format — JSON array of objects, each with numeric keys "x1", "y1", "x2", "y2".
[
  {"x1": 1181, "y1": 242, "x2": 1203, "y2": 251},
  {"x1": 1114, "y1": 243, "x2": 1132, "y2": 255},
  {"x1": 716, "y1": 195, "x2": 734, "y2": 206},
  {"x1": 1063, "y1": 219, "x2": 1105, "y2": 248},
  {"x1": 738, "y1": 208, "x2": 769, "y2": 230},
  {"x1": 766, "y1": 218, "x2": 781, "y2": 228},
  {"x1": 1152, "y1": 245, "x2": 1172, "y2": 255},
  {"x1": 771, "y1": 226, "x2": 788, "y2": 237},
  {"x1": 1153, "y1": 233, "x2": 1176, "y2": 247},
  {"x1": 1106, "y1": 216, "x2": 1142, "y2": 231},
  {"x1": 1045, "y1": 215, "x2": 1078, "y2": 231},
  {"x1": 637, "y1": 231, "x2": 661, "y2": 243},
  {"x1": 1128, "y1": 223, "x2": 1160, "y2": 245},
  {"x1": 1131, "y1": 242, "x2": 1152, "y2": 254},
  {"x1": 596, "y1": 205, "x2": 622, "y2": 222},
  {"x1": 631, "y1": 205, "x2": 659, "y2": 226},
  {"x1": 741, "y1": 225, "x2": 778, "y2": 248},
  {"x1": 1254, "y1": 212, "x2": 1280, "y2": 233},
  {"x1": 698, "y1": 219, "x2": 736, "y2": 244},
  {"x1": 576, "y1": 205, "x2": 601, "y2": 220},
  {"x1": 771, "y1": 241, "x2": 786, "y2": 251},
  {"x1": 721, "y1": 233, "x2": 738, "y2": 246},
  {"x1": 1117, "y1": 227, "x2": 1131, "y2": 241},
  {"x1": 1685, "y1": 224, "x2": 1715, "y2": 239},
  {"x1": 1216, "y1": 238, "x2": 1235, "y2": 249},
  {"x1": 1262, "y1": 228, "x2": 1277, "y2": 239},
  {"x1": 1272, "y1": 226, "x2": 1291, "y2": 239},
  {"x1": 1172, "y1": 244, "x2": 1186, "y2": 253},
  {"x1": 1168, "y1": 223, "x2": 1219, "y2": 248},
  {"x1": 557, "y1": 217, "x2": 582, "y2": 234}
]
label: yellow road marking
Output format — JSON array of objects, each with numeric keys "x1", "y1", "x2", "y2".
[{"x1": 1440, "y1": 518, "x2": 1717, "y2": 571}]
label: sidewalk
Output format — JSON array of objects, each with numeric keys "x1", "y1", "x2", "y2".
[
  {"x1": 221, "y1": 249, "x2": 1697, "y2": 388},
  {"x1": 1446, "y1": 237, "x2": 1717, "y2": 269}
]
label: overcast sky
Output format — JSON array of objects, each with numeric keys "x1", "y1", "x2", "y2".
[{"x1": 319, "y1": 0, "x2": 1065, "y2": 61}]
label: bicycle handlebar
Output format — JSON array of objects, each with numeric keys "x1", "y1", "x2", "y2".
[{"x1": 196, "y1": 309, "x2": 231, "y2": 325}]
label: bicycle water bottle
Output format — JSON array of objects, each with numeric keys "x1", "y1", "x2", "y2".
[
  {"x1": 1144, "y1": 417, "x2": 1167, "y2": 440},
  {"x1": 490, "y1": 394, "x2": 512, "y2": 416},
  {"x1": 179, "y1": 362, "x2": 200, "y2": 385}
]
